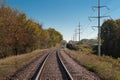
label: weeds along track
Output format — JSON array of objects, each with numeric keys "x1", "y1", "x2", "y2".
[
  {"x1": 33, "y1": 49, "x2": 73, "y2": 80},
  {"x1": 10, "y1": 50, "x2": 50, "y2": 80},
  {"x1": 59, "y1": 49, "x2": 101, "y2": 80}
]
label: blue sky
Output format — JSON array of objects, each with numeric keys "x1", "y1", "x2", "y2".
[{"x1": 5, "y1": 0, "x2": 120, "y2": 41}]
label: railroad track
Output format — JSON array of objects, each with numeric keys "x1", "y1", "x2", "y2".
[{"x1": 32, "y1": 49, "x2": 73, "y2": 80}]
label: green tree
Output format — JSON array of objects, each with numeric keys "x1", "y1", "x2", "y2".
[
  {"x1": 101, "y1": 19, "x2": 120, "y2": 57},
  {"x1": 48, "y1": 28, "x2": 63, "y2": 47},
  {"x1": 0, "y1": 6, "x2": 63, "y2": 58}
]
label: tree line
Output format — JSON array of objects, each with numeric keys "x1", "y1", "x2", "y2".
[
  {"x1": 101, "y1": 19, "x2": 120, "y2": 57},
  {"x1": 0, "y1": 6, "x2": 63, "y2": 58}
]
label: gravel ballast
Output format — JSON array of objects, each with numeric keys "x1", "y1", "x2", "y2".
[
  {"x1": 10, "y1": 51, "x2": 48, "y2": 80},
  {"x1": 60, "y1": 49, "x2": 101, "y2": 80}
]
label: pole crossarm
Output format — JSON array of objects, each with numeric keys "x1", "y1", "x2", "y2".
[
  {"x1": 89, "y1": 16, "x2": 111, "y2": 22},
  {"x1": 89, "y1": 16, "x2": 110, "y2": 18},
  {"x1": 92, "y1": 6, "x2": 110, "y2": 10}
]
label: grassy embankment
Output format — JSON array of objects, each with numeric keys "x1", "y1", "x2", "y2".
[
  {"x1": 65, "y1": 43, "x2": 120, "y2": 80},
  {"x1": 0, "y1": 49, "x2": 48, "y2": 79}
]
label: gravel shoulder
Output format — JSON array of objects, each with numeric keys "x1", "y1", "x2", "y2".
[
  {"x1": 10, "y1": 51, "x2": 48, "y2": 80},
  {"x1": 60, "y1": 49, "x2": 101, "y2": 80}
]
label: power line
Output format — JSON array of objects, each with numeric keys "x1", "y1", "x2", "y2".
[
  {"x1": 71, "y1": 0, "x2": 114, "y2": 42},
  {"x1": 79, "y1": 1, "x2": 109, "y2": 41},
  {"x1": 103, "y1": 0, "x2": 113, "y2": 6},
  {"x1": 103, "y1": 7, "x2": 120, "y2": 17},
  {"x1": 102, "y1": 0, "x2": 120, "y2": 18}
]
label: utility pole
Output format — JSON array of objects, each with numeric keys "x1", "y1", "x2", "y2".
[
  {"x1": 71, "y1": 37, "x2": 72, "y2": 41},
  {"x1": 74, "y1": 29, "x2": 77, "y2": 41},
  {"x1": 98, "y1": 0, "x2": 101, "y2": 56},
  {"x1": 73, "y1": 34, "x2": 75, "y2": 41},
  {"x1": 89, "y1": 0, "x2": 109, "y2": 56},
  {"x1": 78, "y1": 22, "x2": 81, "y2": 42}
]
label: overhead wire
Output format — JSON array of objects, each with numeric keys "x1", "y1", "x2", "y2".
[
  {"x1": 72, "y1": 0, "x2": 120, "y2": 40},
  {"x1": 81, "y1": 0, "x2": 111, "y2": 39}
]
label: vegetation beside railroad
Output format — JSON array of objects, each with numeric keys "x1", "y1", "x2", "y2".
[
  {"x1": 0, "y1": 49, "x2": 48, "y2": 79},
  {"x1": 65, "y1": 43, "x2": 120, "y2": 80},
  {"x1": 66, "y1": 19, "x2": 120, "y2": 80},
  {"x1": 0, "y1": 6, "x2": 63, "y2": 58},
  {"x1": 101, "y1": 19, "x2": 120, "y2": 57}
]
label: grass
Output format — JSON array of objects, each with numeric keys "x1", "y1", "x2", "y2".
[
  {"x1": 64, "y1": 47, "x2": 120, "y2": 80},
  {"x1": 0, "y1": 49, "x2": 48, "y2": 79}
]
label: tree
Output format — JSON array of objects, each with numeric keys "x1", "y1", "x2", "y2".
[
  {"x1": 0, "y1": 6, "x2": 63, "y2": 58},
  {"x1": 40, "y1": 29, "x2": 50, "y2": 48},
  {"x1": 47, "y1": 28, "x2": 63, "y2": 47},
  {"x1": 101, "y1": 19, "x2": 120, "y2": 57}
]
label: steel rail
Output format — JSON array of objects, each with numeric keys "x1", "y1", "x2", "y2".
[
  {"x1": 34, "y1": 53, "x2": 50, "y2": 80},
  {"x1": 57, "y1": 50, "x2": 73, "y2": 80},
  {"x1": 33, "y1": 49, "x2": 73, "y2": 80}
]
